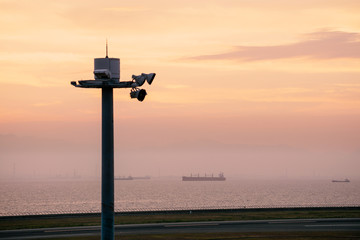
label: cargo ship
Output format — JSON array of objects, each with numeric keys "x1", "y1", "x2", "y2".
[
  {"x1": 182, "y1": 172, "x2": 226, "y2": 181},
  {"x1": 332, "y1": 178, "x2": 350, "y2": 183}
]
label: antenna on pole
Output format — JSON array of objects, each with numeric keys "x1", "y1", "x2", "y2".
[{"x1": 106, "y1": 39, "x2": 108, "y2": 58}]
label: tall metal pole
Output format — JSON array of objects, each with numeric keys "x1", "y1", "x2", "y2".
[
  {"x1": 101, "y1": 87, "x2": 114, "y2": 240},
  {"x1": 71, "y1": 54, "x2": 155, "y2": 240}
]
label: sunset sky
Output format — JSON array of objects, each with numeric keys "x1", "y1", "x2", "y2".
[{"x1": 0, "y1": 0, "x2": 359, "y2": 179}]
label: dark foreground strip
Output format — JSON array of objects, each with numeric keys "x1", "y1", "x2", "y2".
[{"x1": 1, "y1": 206, "x2": 360, "y2": 220}]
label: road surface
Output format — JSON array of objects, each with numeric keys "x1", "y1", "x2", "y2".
[{"x1": 1, "y1": 218, "x2": 359, "y2": 239}]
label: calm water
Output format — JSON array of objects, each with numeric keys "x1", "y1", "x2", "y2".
[{"x1": 1, "y1": 179, "x2": 359, "y2": 216}]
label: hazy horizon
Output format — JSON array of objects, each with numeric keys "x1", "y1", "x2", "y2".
[{"x1": 1, "y1": 0, "x2": 359, "y2": 181}]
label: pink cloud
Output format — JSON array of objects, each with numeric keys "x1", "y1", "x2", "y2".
[{"x1": 189, "y1": 30, "x2": 360, "y2": 61}]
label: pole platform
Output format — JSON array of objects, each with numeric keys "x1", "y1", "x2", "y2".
[{"x1": 71, "y1": 80, "x2": 134, "y2": 88}]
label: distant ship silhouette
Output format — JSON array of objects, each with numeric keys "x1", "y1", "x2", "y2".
[
  {"x1": 182, "y1": 172, "x2": 226, "y2": 181},
  {"x1": 332, "y1": 178, "x2": 350, "y2": 183}
]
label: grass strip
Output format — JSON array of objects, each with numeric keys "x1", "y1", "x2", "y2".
[{"x1": 1, "y1": 208, "x2": 360, "y2": 230}]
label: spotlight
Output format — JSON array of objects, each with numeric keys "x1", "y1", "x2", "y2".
[
  {"x1": 132, "y1": 73, "x2": 156, "y2": 86},
  {"x1": 130, "y1": 88, "x2": 147, "y2": 102},
  {"x1": 132, "y1": 74, "x2": 146, "y2": 86},
  {"x1": 142, "y1": 73, "x2": 156, "y2": 85}
]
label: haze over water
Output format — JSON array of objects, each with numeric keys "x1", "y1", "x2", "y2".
[{"x1": 1, "y1": 179, "x2": 359, "y2": 216}]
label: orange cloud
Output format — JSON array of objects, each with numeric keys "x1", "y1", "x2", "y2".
[{"x1": 188, "y1": 30, "x2": 360, "y2": 61}]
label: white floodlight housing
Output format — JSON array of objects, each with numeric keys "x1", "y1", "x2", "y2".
[
  {"x1": 94, "y1": 69, "x2": 111, "y2": 79},
  {"x1": 130, "y1": 88, "x2": 147, "y2": 102},
  {"x1": 132, "y1": 74, "x2": 146, "y2": 86},
  {"x1": 94, "y1": 58, "x2": 120, "y2": 82}
]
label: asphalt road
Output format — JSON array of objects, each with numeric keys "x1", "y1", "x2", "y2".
[{"x1": 1, "y1": 218, "x2": 359, "y2": 239}]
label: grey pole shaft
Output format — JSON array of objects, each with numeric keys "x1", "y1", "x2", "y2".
[{"x1": 101, "y1": 87, "x2": 114, "y2": 240}]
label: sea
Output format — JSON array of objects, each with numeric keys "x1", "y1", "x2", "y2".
[{"x1": 1, "y1": 178, "x2": 359, "y2": 216}]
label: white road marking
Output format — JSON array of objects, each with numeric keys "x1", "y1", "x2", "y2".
[
  {"x1": 44, "y1": 227, "x2": 97, "y2": 233},
  {"x1": 164, "y1": 223, "x2": 219, "y2": 228},
  {"x1": 268, "y1": 220, "x2": 316, "y2": 224},
  {"x1": 305, "y1": 224, "x2": 360, "y2": 227}
]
